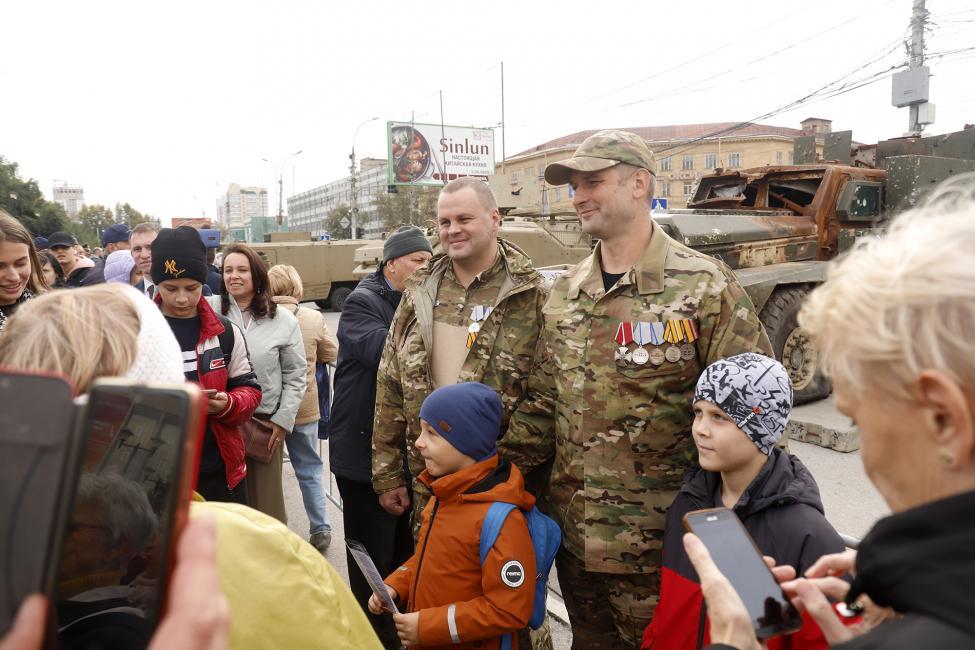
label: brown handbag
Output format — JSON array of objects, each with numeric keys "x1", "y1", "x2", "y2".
[{"x1": 241, "y1": 416, "x2": 274, "y2": 463}]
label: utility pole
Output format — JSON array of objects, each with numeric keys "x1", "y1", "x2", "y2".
[
  {"x1": 350, "y1": 117, "x2": 379, "y2": 239},
  {"x1": 892, "y1": 0, "x2": 932, "y2": 135},
  {"x1": 262, "y1": 150, "x2": 302, "y2": 227},
  {"x1": 500, "y1": 61, "x2": 506, "y2": 173},
  {"x1": 908, "y1": 0, "x2": 927, "y2": 134},
  {"x1": 277, "y1": 175, "x2": 284, "y2": 225}
]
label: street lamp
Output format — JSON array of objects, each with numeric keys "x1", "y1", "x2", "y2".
[
  {"x1": 350, "y1": 117, "x2": 379, "y2": 239},
  {"x1": 262, "y1": 149, "x2": 303, "y2": 226}
]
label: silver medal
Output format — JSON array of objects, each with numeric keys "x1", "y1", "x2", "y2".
[{"x1": 631, "y1": 347, "x2": 650, "y2": 365}]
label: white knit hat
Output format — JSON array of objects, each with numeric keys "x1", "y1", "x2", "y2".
[{"x1": 117, "y1": 285, "x2": 186, "y2": 384}]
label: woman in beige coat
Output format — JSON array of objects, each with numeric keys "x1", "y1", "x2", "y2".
[{"x1": 269, "y1": 264, "x2": 338, "y2": 552}]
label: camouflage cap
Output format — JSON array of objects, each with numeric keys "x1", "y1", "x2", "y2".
[{"x1": 544, "y1": 129, "x2": 656, "y2": 186}]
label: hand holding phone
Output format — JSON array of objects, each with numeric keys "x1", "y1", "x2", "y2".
[
  {"x1": 205, "y1": 391, "x2": 228, "y2": 415},
  {"x1": 683, "y1": 508, "x2": 803, "y2": 640}
]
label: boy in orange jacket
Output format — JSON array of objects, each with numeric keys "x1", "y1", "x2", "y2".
[{"x1": 368, "y1": 382, "x2": 536, "y2": 650}]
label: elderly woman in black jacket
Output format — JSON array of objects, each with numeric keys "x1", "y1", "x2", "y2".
[
  {"x1": 329, "y1": 226, "x2": 431, "y2": 649},
  {"x1": 694, "y1": 178, "x2": 975, "y2": 650}
]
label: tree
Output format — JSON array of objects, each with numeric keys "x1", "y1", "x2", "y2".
[
  {"x1": 373, "y1": 186, "x2": 438, "y2": 233},
  {"x1": 324, "y1": 204, "x2": 352, "y2": 240},
  {"x1": 73, "y1": 204, "x2": 116, "y2": 247},
  {"x1": 0, "y1": 156, "x2": 69, "y2": 236},
  {"x1": 115, "y1": 202, "x2": 156, "y2": 228}
]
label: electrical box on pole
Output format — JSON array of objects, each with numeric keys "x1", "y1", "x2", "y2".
[{"x1": 891, "y1": 66, "x2": 930, "y2": 108}]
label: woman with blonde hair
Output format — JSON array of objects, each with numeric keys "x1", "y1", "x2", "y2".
[
  {"x1": 211, "y1": 244, "x2": 305, "y2": 524},
  {"x1": 689, "y1": 175, "x2": 975, "y2": 650},
  {"x1": 0, "y1": 283, "x2": 184, "y2": 391},
  {"x1": 0, "y1": 210, "x2": 48, "y2": 331},
  {"x1": 268, "y1": 263, "x2": 338, "y2": 552}
]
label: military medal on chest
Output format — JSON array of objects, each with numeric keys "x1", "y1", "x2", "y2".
[
  {"x1": 631, "y1": 322, "x2": 652, "y2": 365},
  {"x1": 661, "y1": 318, "x2": 700, "y2": 363},
  {"x1": 466, "y1": 304, "x2": 493, "y2": 349},
  {"x1": 645, "y1": 321, "x2": 666, "y2": 365},
  {"x1": 614, "y1": 322, "x2": 634, "y2": 363},
  {"x1": 679, "y1": 319, "x2": 700, "y2": 360}
]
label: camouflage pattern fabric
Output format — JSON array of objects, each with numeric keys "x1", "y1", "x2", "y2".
[
  {"x1": 555, "y1": 548, "x2": 658, "y2": 649},
  {"x1": 544, "y1": 129, "x2": 657, "y2": 186},
  {"x1": 500, "y1": 221, "x2": 773, "y2": 575},
  {"x1": 372, "y1": 239, "x2": 548, "y2": 536}
]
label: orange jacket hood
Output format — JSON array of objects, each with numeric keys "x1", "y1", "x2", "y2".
[{"x1": 419, "y1": 454, "x2": 536, "y2": 511}]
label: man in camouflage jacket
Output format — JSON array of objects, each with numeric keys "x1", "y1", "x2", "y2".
[
  {"x1": 500, "y1": 131, "x2": 773, "y2": 648},
  {"x1": 371, "y1": 177, "x2": 548, "y2": 531}
]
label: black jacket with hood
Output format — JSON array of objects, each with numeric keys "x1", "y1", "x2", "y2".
[
  {"x1": 329, "y1": 270, "x2": 402, "y2": 483},
  {"x1": 646, "y1": 447, "x2": 845, "y2": 649}
]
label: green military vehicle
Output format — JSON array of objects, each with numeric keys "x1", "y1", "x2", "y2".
[
  {"x1": 350, "y1": 213, "x2": 591, "y2": 279},
  {"x1": 249, "y1": 237, "x2": 384, "y2": 311}
]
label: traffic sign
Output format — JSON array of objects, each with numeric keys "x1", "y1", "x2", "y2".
[
  {"x1": 340, "y1": 217, "x2": 350, "y2": 228},
  {"x1": 651, "y1": 198, "x2": 668, "y2": 211}
]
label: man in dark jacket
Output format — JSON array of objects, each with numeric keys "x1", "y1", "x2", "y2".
[
  {"x1": 329, "y1": 225, "x2": 432, "y2": 649},
  {"x1": 48, "y1": 231, "x2": 105, "y2": 287}
]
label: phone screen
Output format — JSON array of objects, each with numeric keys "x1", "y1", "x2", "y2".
[
  {"x1": 0, "y1": 371, "x2": 79, "y2": 635},
  {"x1": 50, "y1": 383, "x2": 199, "y2": 649},
  {"x1": 684, "y1": 508, "x2": 802, "y2": 639}
]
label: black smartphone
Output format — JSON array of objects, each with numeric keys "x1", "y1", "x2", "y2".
[
  {"x1": 49, "y1": 380, "x2": 204, "y2": 650},
  {"x1": 0, "y1": 370, "x2": 83, "y2": 636},
  {"x1": 683, "y1": 507, "x2": 803, "y2": 640}
]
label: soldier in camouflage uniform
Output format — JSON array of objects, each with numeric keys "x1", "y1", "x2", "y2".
[
  {"x1": 371, "y1": 177, "x2": 553, "y2": 649},
  {"x1": 500, "y1": 131, "x2": 773, "y2": 649}
]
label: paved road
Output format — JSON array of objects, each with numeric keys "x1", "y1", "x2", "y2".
[{"x1": 280, "y1": 306, "x2": 889, "y2": 648}]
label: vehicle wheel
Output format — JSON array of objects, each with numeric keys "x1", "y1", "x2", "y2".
[
  {"x1": 329, "y1": 286, "x2": 353, "y2": 312},
  {"x1": 314, "y1": 300, "x2": 329, "y2": 311},
  {"x1": 759, "y1": 285, "x2": 832, "y2": 405}
]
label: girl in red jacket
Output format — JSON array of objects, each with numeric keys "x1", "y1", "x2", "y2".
[
  {"x1": 152, "y1": 226, "x2": 262, "y2": 503},
  {"x1": 369, "y1": 382, "x2": 536, "y2": 650}
]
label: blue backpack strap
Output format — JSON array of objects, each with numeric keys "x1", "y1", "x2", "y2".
[
  {"x1": 501, "y1": 632, "x2": 512, "y2": 650},
  {"x1": 479, "y1": 502, "x2": 518, "y2": 564}
]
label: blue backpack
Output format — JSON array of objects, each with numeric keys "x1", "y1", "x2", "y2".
[{"x1": 479, "y1": 502, "x2": 562, "y2": 636}]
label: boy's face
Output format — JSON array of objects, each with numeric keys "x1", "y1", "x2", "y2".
[
  {"x1": 415, "y1": 419, "x2": 476, "y2": 478},
  {"x1": 691, "y1": 400, "x2": 766, "y2": 473},
  {"x1": 158, "y1": 278, "x2": 203, "y2": 319}
]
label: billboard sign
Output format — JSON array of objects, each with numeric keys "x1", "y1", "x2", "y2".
[{"x1": 387, "y1": 121, "x2": 495, "y2": 186}]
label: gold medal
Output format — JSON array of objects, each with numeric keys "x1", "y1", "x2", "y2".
[
  {"x1": 649, "y1": 347, "x2": 666, "y2": 366},
  {"x1": 665, "y1": 345, "x2": 682, "y2": 363},
  {"x1": 631, "y1": 347, "x2": 650, "y2": 365},
  {"x1": 680, "y1": 343, "x2": 696, "y2": 361}
]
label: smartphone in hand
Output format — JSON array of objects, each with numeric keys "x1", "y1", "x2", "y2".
[
  {"x1": 49, "y1": 380, "x2": 204, "y2": 648},
  {"x1": 0, "y1": 371, "x2": 82, "y2": 636},
  {"x1": 683, "y1": 507, "x2": 803, "y2": 640}
]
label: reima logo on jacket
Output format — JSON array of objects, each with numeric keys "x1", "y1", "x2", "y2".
[{"x1": 501, "y1": 560, "x2": 525, "y2": 588}]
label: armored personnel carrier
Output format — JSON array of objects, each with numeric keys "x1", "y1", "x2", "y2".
[{"x1": 249, "y1": 238, "x2": 383, "y2": 311}]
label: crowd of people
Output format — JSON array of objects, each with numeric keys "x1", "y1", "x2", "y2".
[{"x1": 1, "y1": 129, "x2": 974, "y2": 650}]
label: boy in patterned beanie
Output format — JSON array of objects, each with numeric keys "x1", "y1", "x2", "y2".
[{"x1": 642, "y1": 353, "x2": 846, "y2": 649}]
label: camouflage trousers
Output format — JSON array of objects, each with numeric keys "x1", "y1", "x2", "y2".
[
  {"x1": 555, "y1": 548, "x2": 660, "y2": 649},
  {"x1": 409, "y1": 483, "x2": 554, "y2": 650}
]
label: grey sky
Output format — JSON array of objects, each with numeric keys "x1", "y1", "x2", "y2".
[{"x1": 3, "y1": 0, "x2": 973, "y2": 223}]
